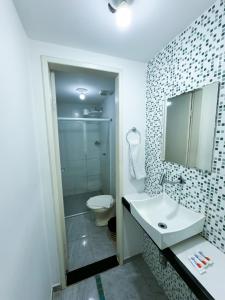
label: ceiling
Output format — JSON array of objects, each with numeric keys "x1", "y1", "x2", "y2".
[
  {"x1": 53, "y1": 66, "x2": 116, "y2": 105},
  {"x1": 13, "y1": 0, "x2": 215, "y2": 61}
]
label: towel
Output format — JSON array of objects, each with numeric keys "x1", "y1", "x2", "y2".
[{"x1": 128, "y1": 134, "x2": 146, "y2": 180}]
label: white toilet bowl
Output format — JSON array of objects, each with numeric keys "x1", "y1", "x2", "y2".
[{"x1": 86, "y1": 195, "x2": 115, "y2": 226}]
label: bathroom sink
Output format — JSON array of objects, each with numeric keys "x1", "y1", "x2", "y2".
[{"x1": 129, "y1": 193, "x2": 205, "y2": 250}]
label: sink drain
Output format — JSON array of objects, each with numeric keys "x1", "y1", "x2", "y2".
[{"x1": 158, "y1": 222, "x2": 167, "y2": 229}]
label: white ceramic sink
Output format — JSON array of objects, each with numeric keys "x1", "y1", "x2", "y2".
[{"x1": 127, "y1": 193, "x2": 205, "y2": 250}]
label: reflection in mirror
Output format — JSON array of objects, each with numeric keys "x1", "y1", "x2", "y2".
[
  {"x1": 163, "y1": 82, "x2": 219, "y2": 172},
  {"x1": 165, "y1": 93, "x2": 192, "y2": 166}
]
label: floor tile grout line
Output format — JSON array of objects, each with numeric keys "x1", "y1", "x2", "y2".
[{"x1": 95, "y1": 274, "x2": 106, "y2": 300}]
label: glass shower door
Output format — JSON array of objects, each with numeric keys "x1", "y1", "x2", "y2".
[
  {"x1": 99, "y1": 121, "x2": 110, "y2": 195},
  {"x1": 58, "y1": 120, "x2": 87, "y2": 197},
  {"x1": 58, "y1": 119, "x2": 111, "y2": 199},
  {"x1": 86, "y1": 121, "x2": 110, "y2": 195},
  {"x1": 86, "y1": 121, "x2": 102, "y2": 193}
]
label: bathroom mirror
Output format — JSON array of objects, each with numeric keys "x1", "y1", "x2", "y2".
[{"x1": 162, "y1": 82, "x2": 219, "y2": 172}]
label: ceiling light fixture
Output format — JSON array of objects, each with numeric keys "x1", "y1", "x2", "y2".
[
  {"x1": 80, "y1": 93, "x2": 86, "y2": 100},
  {"x1": 116, "y1": 2, "x2": 132, "y2": 29},
  {"x1": 76, "y1": 88, "x2": 88, "y2": 101},
  {"x1": 108, "y1": 0, "x2": 132, "y2": 29}
]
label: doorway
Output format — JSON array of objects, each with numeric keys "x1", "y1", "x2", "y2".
[
  {"x1": 55, "y1": 66, "x2": 117, "y2": 272},
  {"x1": 42, "y1": 57, "x2": 123, "y2": 287}
]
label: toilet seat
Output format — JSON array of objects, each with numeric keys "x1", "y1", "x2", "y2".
[{"x1": 87, "y1": 195, "x2": 113, "y2": 210}]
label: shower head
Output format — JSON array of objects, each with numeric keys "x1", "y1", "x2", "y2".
[{"x1": 99, "y1": 90, "x2": 114, "y2": 96}]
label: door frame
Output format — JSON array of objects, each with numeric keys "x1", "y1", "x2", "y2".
[{"x1": 41, "y1": 56, "x2": 124, "y2": 287}]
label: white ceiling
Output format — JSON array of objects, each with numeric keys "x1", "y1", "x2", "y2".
[
  {"x1": 53, "y1": 66, "x2": 116, "y2": 105},
  {"x1": 13, "y1": 0, "x2": 215, "y2": 61}
]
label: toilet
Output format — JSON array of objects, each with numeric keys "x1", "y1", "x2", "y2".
[{"x1": 86, "y1": 195, "x2": 115, "y2": 226}]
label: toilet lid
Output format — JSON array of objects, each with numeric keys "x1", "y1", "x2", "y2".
[{"x1": 87, "y1": 195, "x2": 113, "y2": 209}]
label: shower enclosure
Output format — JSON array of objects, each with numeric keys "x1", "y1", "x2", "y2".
[{"x1": 58, "y1": 117, "x2": 111, "y2": 217}]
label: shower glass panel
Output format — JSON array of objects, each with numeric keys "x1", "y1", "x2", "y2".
[
  {"x1": 58, "y1": 119, "x2": 110, "y2": 217},
  {"x1": 99, "y1": 122, "x2": 110, "y2": 194},
  {"x1": 86, "y1": 122, "x2": 101, "y2": 192},
  {"x1": 59, "y1": 121, "x2": 86, "y2": 196}
]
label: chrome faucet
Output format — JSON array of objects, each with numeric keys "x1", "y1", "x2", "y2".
[{"x1": 159, "y1": 173, "x2": 186, "y2": 186}]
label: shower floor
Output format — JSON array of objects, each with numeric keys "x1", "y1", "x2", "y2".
[{"x1": 63, "y1": 191, "x2": 102, "y2": 217}]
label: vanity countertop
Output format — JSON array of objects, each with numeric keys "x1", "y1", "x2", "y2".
[
  {"x1": 170, "y1": 235, "x2": 225, "y2": 300},
  {"x1": 123, "y1": 193, "x2": 150, "y2": 203}
]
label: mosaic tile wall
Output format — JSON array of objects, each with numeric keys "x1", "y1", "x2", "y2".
[
  {"x1": 143, "y1": 234, "x2": 198, "y2": 300},
  {"x1": 144, "y1": 0, "x2": 225, "y2": 298},
  {"x1": 145, "y1": 0, "x2": 225, "y2": 253}
]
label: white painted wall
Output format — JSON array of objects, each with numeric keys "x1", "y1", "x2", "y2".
[
  {"x1": 123, "y1": 209, "x2": 145, "y2": 259},
  {"x1": 29, "y1": 40, "x2": 146, "y2": 281},
  {"x1": 0, "y1": 1, "x2": 52, "y2": 299}
]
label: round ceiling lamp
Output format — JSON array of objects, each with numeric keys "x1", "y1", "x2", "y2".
[
  {"x1": 76, "y1": 88, "x2": 88, "y2": 101},
  {"x1": 108, "y1": 0, "x2": 133, "y2": 29}
]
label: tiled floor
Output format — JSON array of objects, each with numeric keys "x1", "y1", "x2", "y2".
[
  {"x1": 53, "y1": 256, "x2": 168, "y2": 300},
  {"x1": 53, "y1": 276, "x2": 98, "y2": 300},
  {"x1": 64, "y1": 191, "x2": 102, "y2": 216},
  {"x1": 65, "y1": 212, "x2": 116, "y2": 270}
]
